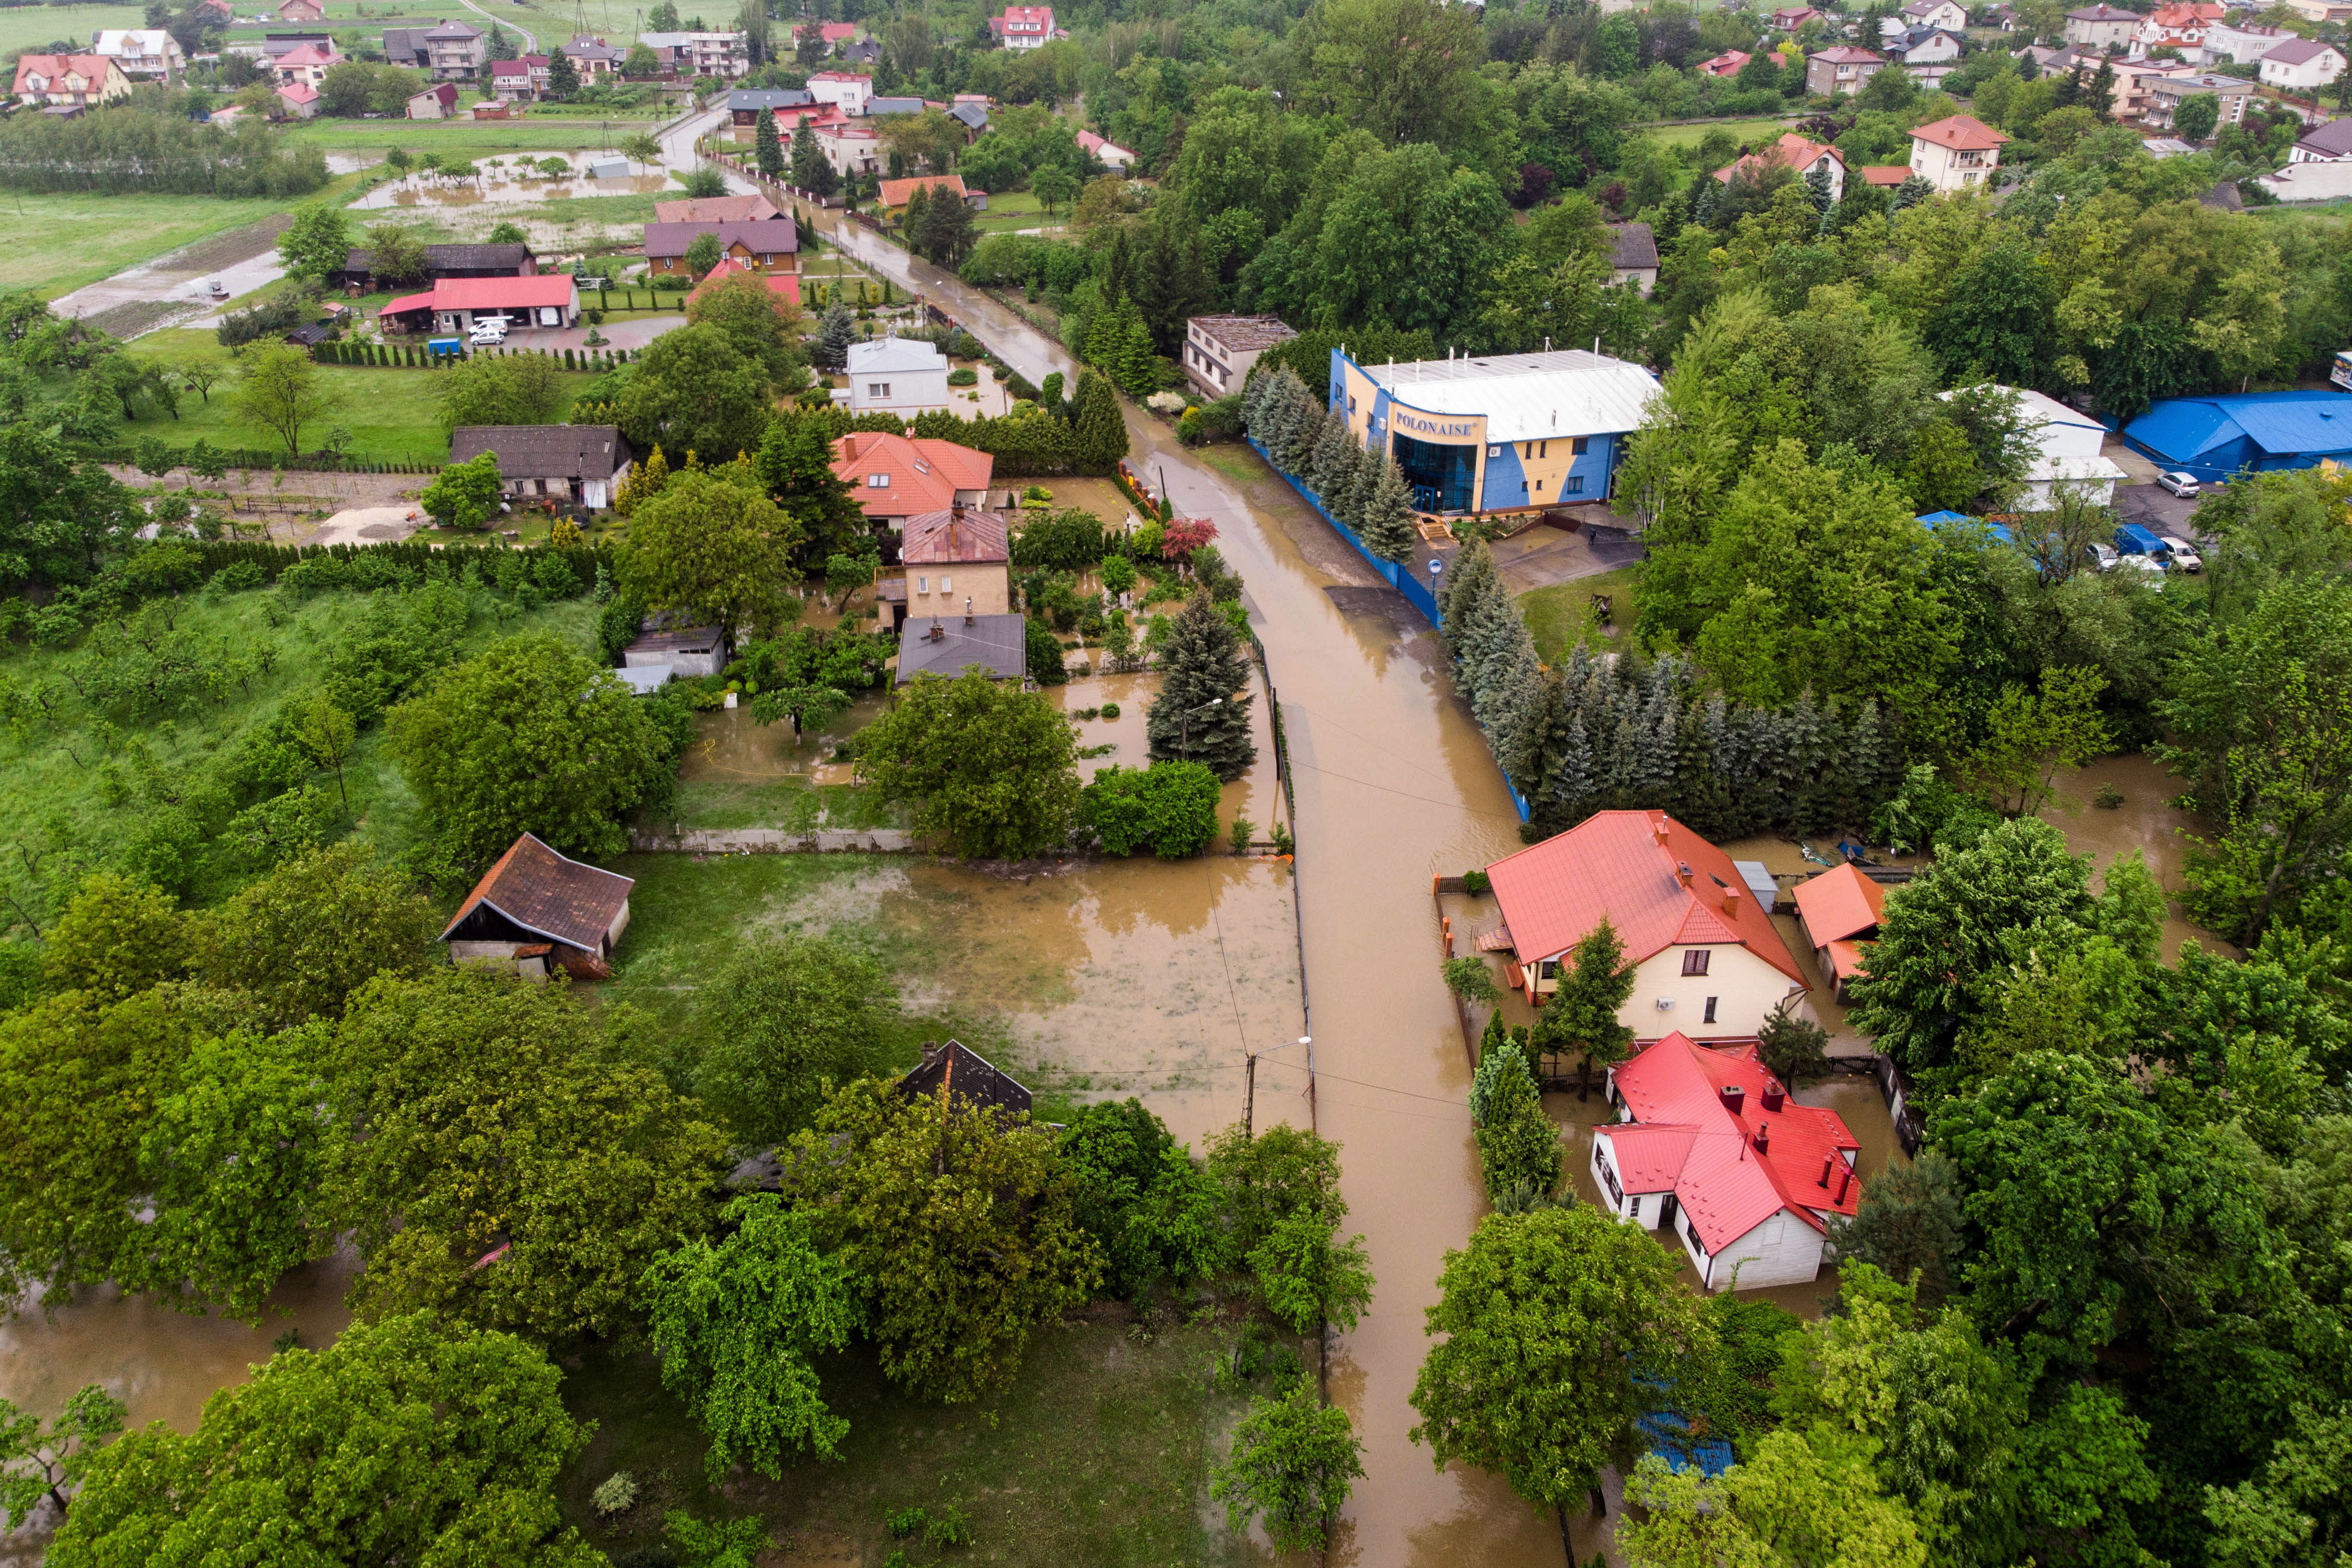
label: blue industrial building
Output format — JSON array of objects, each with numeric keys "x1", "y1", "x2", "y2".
[{"x1": 2122, "y1": 390, "x2": 2352, "y2": 482}]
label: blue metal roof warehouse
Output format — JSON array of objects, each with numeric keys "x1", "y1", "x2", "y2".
[{"x1": 2123, "y1": 390, "x2": 2352, "y2": 481}]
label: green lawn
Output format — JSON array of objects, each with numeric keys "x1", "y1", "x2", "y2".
[
  {"x1": 1645, "y1": 115, "x2": 1799, "y2": 149},
  {"x1": 558, "y1": 1319, "x2": 1260, "y2": 1568},
  {"x1": 121, "y1": 329, "x2": 597, "y2": 463},
  {"x1": 0, "y1": 3, "x2": 146, "y2": 58},
  {"x1": 658, "y1": 778, "x2": 906, "y2": 833},
  {"x1": 287, "y1": 118, "x2": 657, "y2": 156},
  {"x1": 971, "y1": 189, "x2": 1065, "y2": 234},
  {"x1": 1518, "y1": 565, "x2": 1641, "y2": 661},
  {"x1": 0, "y1": 176, "x2": 369, "y2": 299}
]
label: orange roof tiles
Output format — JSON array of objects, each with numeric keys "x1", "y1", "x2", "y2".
[
  {"x1": 900, "y1": 506, "x2": 1009, "y2": 565},
  {"x1": 834, "y1": 431, "x2": 993, "y2": 516},
  {"x1": 1791, "y1": 862, "x2": 1886, "y2": 947},
  {"x1": 440, "y1": 832, "x2": 634, "y2": 952},
  {"x1": 1484, "y1": 809, "x2": 1807, "y2": 984},
  {"x1": 1609, "y1": 1031, "x2": 1862, "y2": 1252},
  {"x1": 878, "y1": 173, "x2": 967, "y2": 208},
  {"x1": 1911, "y1": 113, "x2": 2010, "y2": 150}
]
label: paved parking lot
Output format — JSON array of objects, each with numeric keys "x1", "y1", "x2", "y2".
[{"x1": 2112, "y1": 481, "x2": 2207, "y2": 541}]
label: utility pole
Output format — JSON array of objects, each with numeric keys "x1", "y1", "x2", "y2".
[{"x1": 1243, "y1": 1050, "x2": 1257, "y2": 1137}]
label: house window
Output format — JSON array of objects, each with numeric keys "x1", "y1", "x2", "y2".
[
  {"x1": 1538, "y1": 959, "x2": 1560, "y2": 979},
  {"x1": 1564, "y1": 476, "x2": 1584, "y2": 494},
  {"x1": 866, "y1": 473, "x2": 889, "y2": 487},
  {"x1": 868, "y1": 382, "x2": 891, "y2": 398},
  {"x1": 916, "y1": 575, "x2": 928, "y2": 593},
  {"x1": 1572, "y1": 436, "x2": 1589, "y2": 455},
  {"x1": 1600, "y1": 1157, "x2": 1623, "y2": 1205},
  {"x1": 940, "y1": 575, "x2": 952, "y2": 591},
  {"x1": 1347, "y1": 396, "x2": 1357, "y2": 413},
  {"x1": 1704, "y1": 996, "x2": 1718, "y2": 1024},
  {"x1": 1682, "y1": 949, "x2": 1711, "y2": 977}
]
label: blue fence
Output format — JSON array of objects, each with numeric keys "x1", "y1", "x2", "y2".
[{"x1": 1246, "y1": 438, "x2": 1533, "y2": 822}]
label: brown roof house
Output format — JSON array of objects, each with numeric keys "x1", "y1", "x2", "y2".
[
  {"x1": 885, "y1": 503, "x2": 1011, "y2": 632},
  {"x1": 643, "y1": 217, "x2": 799, "y2": 276},
  {"x1": 448, "y1": 425, "x2": 633, "y2": 511},
  {"x1": 1607, "y1": 222, "x2": 1659, "y2": 294},
  {"x1": 441, "y1": 832, "x2": 634, "y2": 980}
]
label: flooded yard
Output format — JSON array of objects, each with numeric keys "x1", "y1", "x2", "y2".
[{"x1": 349, "y1": 151, "x2": 671, "y2": 209}]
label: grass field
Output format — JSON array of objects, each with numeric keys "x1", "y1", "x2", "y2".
[
  {"x1": 121, "y1": 328, "x2": 598, "y2": 463},
  {"x1": 1518, "y1": 565, "x2": 1641, "y2": 660},
  {"x1": 971, "y1": 189, "x2": 1066, "y2": 235},
  {"x1": 0, "y1": 2, "x2": 144, "y2": 57},
  {"x1": 0, "y1": 176, "x2": 370, "y2": 299},
  {"x1": 0, "y1": 585, "x2": 598, "y2": 923},
  {"x1": 1644, "y1": 115, "x2": 1799, "y2": 150},
  {"x1": 558, "y1": 1319, "x2": 1261, "y2": 1568},
  {"x1": 287, "y1": 118, "x2": 660, "y2": 157}
]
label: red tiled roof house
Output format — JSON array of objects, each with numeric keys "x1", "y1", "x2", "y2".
[
  {"x1": 1483, "y1": 809, "x2": 1808, "y2": 1036},
  {"x1": 440, "y1": 832, "x2": 634, "y2": 980},
  {"x1": 886, "y1": 502, "x2": 1011, "y2": 631},
  {"x1": 12, "y1": 52, "x2": 132, "y2": 106},
  {"x1": 832, "y1": 430, "x2": 993, "y2": 530},
  {"x1": 1592, "y1": 1031, "x2": 1863, "y2": 1289}
]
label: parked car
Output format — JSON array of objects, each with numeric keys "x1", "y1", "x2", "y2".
[
  {"x1": 2156, "y1": 471, "x2": 2200, "y2": 498},
  {"x1": 2086, "y1": 541, "x2": 2121, "y2": 572},
  {"x1": 2119, "y1": 554, "x2": 2165, "y2": 579},
  {"x1": 2160, "y1": 534, "x2": 2203, "y2": 572},
  {"x1": 467, "y1": 319, "x2": 508, "y2": 346},
  {"x1": 206, "y1": 279, "x2": 227, "y2": 299}
]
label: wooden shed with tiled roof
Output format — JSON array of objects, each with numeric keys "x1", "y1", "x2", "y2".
[{"x1": 440, "y1": 832, "x2": 634, "y2": 980}]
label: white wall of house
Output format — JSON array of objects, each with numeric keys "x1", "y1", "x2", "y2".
[
  {"x1": 1619, "y1": 943, "x2": 1802, "y2": 1038},
  {"x1": 1909, "y1": 133, "x2": 2000, "y2": 193},
  {"x1": 2262, "y1": 45, "x2": 2346, "y2": 89},
  {"x1": 1684, "y1": 1207, "x2": 1829, "y2": 1292}
]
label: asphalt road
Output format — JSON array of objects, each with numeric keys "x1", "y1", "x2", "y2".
[{"x1": 2110, "y1": 481, "x2": 2207, "y2": 541}]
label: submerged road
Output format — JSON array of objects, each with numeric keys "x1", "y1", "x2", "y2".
[{"x1": 778, "y1": 188, "x2": 1577, "y2": 1564}]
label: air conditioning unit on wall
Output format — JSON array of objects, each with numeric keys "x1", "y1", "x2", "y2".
[{"x1": 1655, "y1": 997, "x2": 1675, "y2": 1009}]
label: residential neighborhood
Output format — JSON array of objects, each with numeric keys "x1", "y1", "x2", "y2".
[{"x1": 1, "y1": 0, "x2": 2350, "y2": 1560}]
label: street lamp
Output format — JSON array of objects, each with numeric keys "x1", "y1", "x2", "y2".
[{"x1": 1427, "y1": 554, "x2": 1444, "y2": 612}]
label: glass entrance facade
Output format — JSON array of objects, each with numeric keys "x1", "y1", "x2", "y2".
[{"x1": 1391, "y1": 432, "x2": 1476, "y2": 514}]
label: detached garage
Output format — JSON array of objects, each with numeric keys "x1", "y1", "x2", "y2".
[
  {"x1": 380, "y1": 274, "x2": 580, "y2": 335},
  {"x1": 2122, "y1": 390, "x2": 2352, "y2": 482}
]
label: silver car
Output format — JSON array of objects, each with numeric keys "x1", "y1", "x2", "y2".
[
  {"x1": 2156, "y1": 471, "x2": 2201, "y2": 498},
  {"x1": 2086, "y1": 542, "x2": 2120, "y2": 572},
  {"x1": 2160, "y1": 534, "x2": 2203, "y2": 572}
]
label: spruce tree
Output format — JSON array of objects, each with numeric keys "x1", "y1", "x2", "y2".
[
  {"x1": 1359, "y1": 454, "x2": 1418, "y2": 564},
  {"x1": 789, "y1": 123, "x2": 836, "y2": 196},
  {"x1": 1469, "y1": 1046, "x2": 1560, "y2": 1205},
  {"x1": 1070, "y1": 370, "x2": 1128, "y2": 473},
  {"x1": 1529, "y1": 916, "x2": 1636, "y2": 1097},
  {"x1": 1116, "y1": 298, "x2": 1157, "y2": 396},
  {"x1": 1438, "y1": 538, "x2": 1495, "y2": 656},
  {"x1": 1319, "y1": 426, "x2": 1363, "y2": 519},
  {"x1": 902, "y1": 183, "x2": 932, "y2": 244},
  {"x1": 754, "y1": 105, "x2": 784, "y2": 180},
  {"x1": 1272, "y1": 378, "x2": 1319, "y2": 475},
  {"x1": 1304, "y1": 406, "x2": 1350, "y2": 501},
  {"x1": 816, "y1": 300, "x2": 855, "y2": 370},
  {"x1": 1334, "y1": 441, "x2": 1377, "y2": 531},
  {"x1": 546, "y1": 46, "x2": 579, "y2": 100},
  {"x1": 1146, "y1": 591, "x2": 1257, "y2": 779}
]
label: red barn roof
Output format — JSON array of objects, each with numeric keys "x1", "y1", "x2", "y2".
[
  {"x1": 440, "y1": 832, "x2": 634, "y2": 953},
  {"x1": 1603, "y1": 1031, "x2": 1862, "y2": 1252},
  {"x1": 1484, "y1": 809, "x2": 1806, "y2": 982}
]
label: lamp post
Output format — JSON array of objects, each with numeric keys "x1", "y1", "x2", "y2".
[{"x1": 1427, "y1": 554, "x2": 1444, "y2": 617}]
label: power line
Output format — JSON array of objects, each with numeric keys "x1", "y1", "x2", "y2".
[{"x1": 1287, "y1": 759, "x2": 1526, "y2": 822}]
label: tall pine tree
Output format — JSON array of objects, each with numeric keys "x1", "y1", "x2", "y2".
[
  {"x1": 1070, "y1": 370, "x2": 1128, "y2": 473},
  {"x1": 1359, "y1": 454, "x2": 1418, "y2": 564},
  {"x1": 754, "y1": 105, "x2": 784, "y2": 180},
  {"x1": 1146, "y1": 591, "x2": 1257, "y2": 779},
  {"x1": 789, "y1": 123, "x2": 838, "y2": 197},
  {"x1": 546, "y1": 46, "x2": 579, "y2": 100}
]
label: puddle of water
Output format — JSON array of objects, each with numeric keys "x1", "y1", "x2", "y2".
[
  {"x1": 0, "y1": 1247, "x2": 359, "y2": 1430},
  {"x1": 350, "y1": 152, "x2": 671, "y2": 209},
  {"x1": 2039, "y1": 752, "x2": 2233, "y2": 959},
  {"x1": 677, "y1": 694, "x2": 884, "y2": 789}
]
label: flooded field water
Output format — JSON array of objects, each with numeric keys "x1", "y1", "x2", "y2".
[{"x1": 349, "y1": 150, "x2": 672, "y2": 209}]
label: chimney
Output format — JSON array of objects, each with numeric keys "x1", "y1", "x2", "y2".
[
  {"x1": 1836, "y1": 1165, "x2": 1853, "y2": 1204},
  {"x1": 926, "y1": 618, "x2": 944, "y2": 642},
  {"x1": 951, "y1": 498, "x2": 964, "y2": 521},
  {"x1": 1653, "y1": 817, "x2": 1670, "y2": 845},
  {"x1": 1753, "y1": 1124, "x2": 1770, "y2": 1155},
  {"x1": 1722, "y1": 884, "x2": 1743, "y2": 917},
  {"x1": 964, "y1": 594, "x2": 973, "y2": 626},
  {"x1": 1761, "y1": 1083, "x2": 1785, "y2": 1113},
  {"x1": 1719, "y1": 1084, "x2": 1745, "y2": 1116},
  {"x1": 1676, "y1": 862, "x2": 1693, "y2": 886},
  {"x1": 1818, "y1": 1156, "x2": 1834, "y2": 1188}
]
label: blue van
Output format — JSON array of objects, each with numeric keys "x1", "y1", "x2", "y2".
[{"x1": 2114, "y1": 522, "x2": 2170, "y2": 564}]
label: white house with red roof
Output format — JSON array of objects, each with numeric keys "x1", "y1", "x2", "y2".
[
  {"x1": 1075, "y1": 128, "x2": 1135, "y2": 171},
  {"x1": 990, "y1": 5, "x2": 1062, "y2": 50},
  {"x1": 272, "y1": 40, "x2": 340, "y2": 86},
  {"x1": 13, "y1": 52, "x2": 132, "y2": 105},
  {"x1": 1483, "y1": 810, "x2": 1808, "y2": 1038},
  {"x1": 1593, "y1": 1031, "x2": 1862, "y2": 1290},
  {"x1": 380, "y1": 274, "x2": 579, "y2": 334},
  {"x1": 1907, "y1": 113, "x2": 2009, "y2": 193}
]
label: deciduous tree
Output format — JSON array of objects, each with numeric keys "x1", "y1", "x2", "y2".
[
  {"x1": 234, "y1": 343, "x2": 338, "y2": 457},
  {"x1": 621, "y1": 467, "x2": 804, "y2": 642},
  {"x1": 192, "y1": 842, "x2": 440, "y2": 1028},
  {"x1": 1212, "y1": 1381, "x2": 1366, "y2": 1556},
  {"x1": 46, "y1": 1314, "x2": 602, "y2": 1568},
  {"x1": 855, "y1": 669, "x2": 1082, "y2": 859},
  {"x1": 640, "y1": 1195, "x2": 861, "y2": 1479},
  {"x1": 690, "y1": 933, "x2": 895, "y2": 1145}
]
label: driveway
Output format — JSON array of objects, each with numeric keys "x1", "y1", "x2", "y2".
[
  {"x1": 2111, "y1": 481, "x2": 2206, "y2": 541},
  {"x1": 500, "y1": 313, "x2": 687, "y2": 353}
]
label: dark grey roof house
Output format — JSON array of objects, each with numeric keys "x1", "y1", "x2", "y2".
[
  {"x1": 865, "y1": 95, "x2": 925, "y2": 116},
  {"x1": 901, "y1": 1040, "x2": 1033, "y2": 1117},
  {"x1": 382, "y1": 25, "x2": 431, "y2": 65},
  {"x1": 1607, "y1": 221, "x2": 1659, "y2": 293},
  {"x1": 946, "y1": 100, "x2": 988, "y2": 133},
  {"x1": 336, "y1": 242, "x2": 536, "y2": 289},
  {"x1": 896, "y1": 611, "x2": 1028, "y2": 684},
  {"x1": 448, "y1": 424, "x2": 633, "y2": 510},
  {"x1": 728, "y1": 86, "x2": 814, "y2": 123}
]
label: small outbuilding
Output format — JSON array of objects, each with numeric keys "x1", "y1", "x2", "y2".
[
  {"x1": 624, "y1": 617, "x2": 727, "y2": 677},
  {"x1": 900, "y1": 1040, "x2": 1033, "y2": 1117},
  {"x1": 440, "y1": 832, "x2": 635, "y2": 980},
  {"x1": 1789, "y1": 862, "x2": 1887, "y2": 1002}
]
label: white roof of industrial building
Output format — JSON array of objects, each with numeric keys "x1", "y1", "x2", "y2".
[
  {"x1": 848, "y1": 335, "x2": 948, "y2": 374},
  {"x1": 1363, "y1": 349, "x2": 1661, "y2": 444}
]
